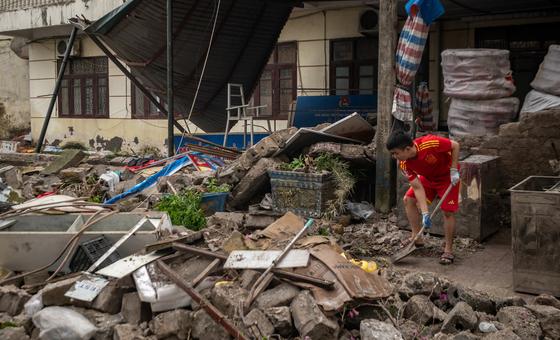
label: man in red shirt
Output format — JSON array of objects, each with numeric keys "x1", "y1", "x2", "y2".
[{"x1": 386, "y1": 130, "x2": 460, "y2": 265}]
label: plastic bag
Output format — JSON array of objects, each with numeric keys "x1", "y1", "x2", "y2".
[
  {"x1": 32, "y1": 306, "x2": 97, "y2": 340},
  {"x1": 442, "y1": 49, "x2": 515, "y2": 100},
  {"x1": 344, "y1": 201, "x2": 375, "y2": 221},
  {"x1": 448, "y1": 97, "x2": 519, "y2": 137},
  {"x1": 99, "y1": 171, "x2": 120, "y2": 192},
  {"x1": 24, "y1": 290, "x2": 43, "y2": 317},
  {"x1": 531, "y1": 45, "x2": 560, "y2": 96},
  {"x1": 520, "y1": 89, "x2": 560, "y2": 113}
]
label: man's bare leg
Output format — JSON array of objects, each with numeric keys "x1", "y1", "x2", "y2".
[
  {"x1": 404, "y1": 196, "x2": 422, "y2": 242},
  {"x1": 443, "y1": 212, "x2": 455, "y2": 253}
]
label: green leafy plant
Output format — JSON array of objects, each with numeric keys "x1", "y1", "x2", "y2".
[
  {"x1": 155, "y1": 190, "x2": 206, "y2": 231},
  {"x1": 278, "y1": 155, "x2": 306, "y2": 171},
  {"x1": 205, "y1": 178, "x2": 231, "y2": 193},
  {"x1": 0, "y1": 321, "x2": 17, "y2": 329}
]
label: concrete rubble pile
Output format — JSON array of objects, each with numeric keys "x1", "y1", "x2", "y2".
[{"x1": 1, "y1": 111, "x2": 555, "y2": 340}]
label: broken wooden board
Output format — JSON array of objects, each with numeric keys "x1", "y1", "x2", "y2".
[
  {"x1": 321, "y1": 112, "x2": 375, "y2": 143},
  {"x1": 309, "y1": 244, "x2": 393, "y2": 300},
  {"x1": 224, "y1": 250, "x2": 310, "y2": 269},
  {"x1": 64, "y1": 274, "x2": 110, "y2": 302},
  {"x1": 254, "y1": 211, "x2": 304, "y2": 241},
  {"x1": 292, "y1": 256, "x2": 352, "y2": 311},
  {"x1": 96, "y1": 251, "x2": 168, "y2": 279}
]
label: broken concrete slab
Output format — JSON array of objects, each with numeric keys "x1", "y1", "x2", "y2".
[
  {"x1": 41, "y1": 276, "x2": 82, "y2": 306},
  {"x1": 525, "y1": 304, "x2": 560, "y2": 339},
  {"x1": 191, "y1": 309, "x2": 232, "y2": 340},
  {"x1": 0, "y1": 166, "x2": 23, "y2": 189},
  {"x1": 91, "y1": 281, "x2": 127, "y2": 315},
  {"x1": 59, "y1": 166, "x2": 91, "y2": 183},
  {"x1": 360, "y1": 319, "x2": 403, "y2": 340},
  {"x1": 403, "y1": 294, "x2": 447, "y2": 325},
  {"x1": 244, "y1": 214, "x2": 277, "y2": 229},
  {"x1": 534, "y1": 294, "x2": 560, "y2": 310},
  {"x1": 210, "y1": 284, "x2": 248, "y2": 317},
  {"x1": 264, "y1": 306, "x2": 293, "y2": 337},
  {"x1": 243, "y1": 308, "x2": 274, "y2": 339},
  {"x1": 497, "y1": 306, "x2": 542, "y2": 340},
  {"x1": 206, "y1": 212, "x2": 245, "y2": 230},
  {"x1": 239, "y1": 270, "x2": 260, "y2": 290},
  {"x1": 494, "y1": 295, "x2": 526, "y2": 311},
  {"x1": 121, "y1": 292, "x2": 151, "y2": 325},
  {"x1": 441, "y1": 302, "x2": 478, "y2": 334},
  {"x1": 398, "y1": 272, "x2": 447, "y2": 300},
  {"x1": 0, "y1": 326, "x2": 30, "y2": 340},
  {"x1": 254, "y1": 282, "x2": 300, "y2": 310},
  {"x1": 149, "y1": 309, "x2": 191, "y2": 339},
  {"x1": 42, "y1": 149, "x2": 86, "y2": 175},
  {"x1": 0, "y1": 285, "x2": 31, "y2": 316},
  {"x1": 448, "y1": 285, "x2": 496, "y2": 315},
  {"x1": 113, "y1": 323, "x2": 145, "y2": 340},
  {"x1": 291, "y1": 290, "x2": 339, "y2": 340},
  {"x1": 482, "y1": 328, "x2": 521, "y2": 340},
  {"x1": 221, "y1": 230, "x2": 247, "y2": 253},
  {"x1": 229, "y1": 157, "x2": 284, "y2": 209}
]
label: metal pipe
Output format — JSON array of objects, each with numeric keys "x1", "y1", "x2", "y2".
[
  {"x1": 157, "y1": 260, "x2": 249, "y2": 340},
  {"x1": 35, "y1": 26, "x2": 78, "y2": 153},
  {"x1": 167, "y1": 0, "x2": 175, "y2": 157}
]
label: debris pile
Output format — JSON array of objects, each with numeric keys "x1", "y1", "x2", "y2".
[{"x1": 0, "y1": 113, "x2": 538, "y2": 340}]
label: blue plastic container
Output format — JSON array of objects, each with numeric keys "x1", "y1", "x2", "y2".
[{"x1": 200, "y1": 192, "x2": 229, "y2": 216}]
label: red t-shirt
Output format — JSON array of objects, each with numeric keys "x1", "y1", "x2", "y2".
[{"x1": 399, "y1": 135, "x2": 453, "y2": 183}]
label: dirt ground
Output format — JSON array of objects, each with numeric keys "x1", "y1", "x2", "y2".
[{"x1": 389, "y1": 227, "x2": 530, "y2": 299}]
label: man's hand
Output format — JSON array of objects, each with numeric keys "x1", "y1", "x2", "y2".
[
  {"x1": 450, "y1": 168, "x2": 460, "y2": 186},
  {"x1": 422, "y1": 212, "x2": 432, "y2": 229}
]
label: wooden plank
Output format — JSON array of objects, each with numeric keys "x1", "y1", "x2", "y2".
[
  {"x1": 224, "y1": 250, "x2": 310, "y2": 269},
  {"x1": 375, "y1": 0, "x2": 398, "y2": 213},
  {"x1": 172, "y1": 243, "x2": 334, "y2": 289}
]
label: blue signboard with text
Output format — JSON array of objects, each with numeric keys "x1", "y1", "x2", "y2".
[{"x1": 293, "y1": 94, "x2": 377, "y2": 128}]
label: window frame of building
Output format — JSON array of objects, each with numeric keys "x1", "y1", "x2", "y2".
[
  {"x1": 252, "y1": 42, "x2": 297, "y2": 119},
  {"x1": 57, "y1": 56, "x2": 109, "y2": 118},
  {"x1": 131, "y1": 83, "x2": 166, "y2": 119},
  {"x1": 329, "y1": 37, "x2": 378, "y2": 95}
]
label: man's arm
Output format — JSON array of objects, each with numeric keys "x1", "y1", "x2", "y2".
[{"x1": 410, "y1": 177, "x2": 429, "y2": 214}]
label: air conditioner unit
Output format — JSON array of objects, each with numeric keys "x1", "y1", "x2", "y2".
[
  {"x1": 359, "y1": 9, "x2": 379, "y2": 36},
  {"x1": 56, "y1": 39, "x2": 81, "y2": 58}
]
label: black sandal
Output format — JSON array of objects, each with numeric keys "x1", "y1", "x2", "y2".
[{"x1": 439, "y1": 252, "x2": 454, "y2": 265}]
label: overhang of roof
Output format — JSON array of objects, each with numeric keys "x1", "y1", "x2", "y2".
[{"x1": 85, "y1": 0, "x2": 296, "y2": 132}]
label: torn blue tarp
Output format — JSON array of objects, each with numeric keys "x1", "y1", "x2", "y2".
[{"x1": 104, "y1": 156, "x2": 193, "y2": 205}]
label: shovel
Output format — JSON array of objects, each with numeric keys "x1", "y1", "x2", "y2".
[{"x1": 391, "y1": 184, "x2": 454, "y2": 264}]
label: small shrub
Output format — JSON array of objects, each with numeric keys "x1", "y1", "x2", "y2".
[
  {"x1": 205, "y1": 178, "x2": 231, "y2": 193},
  {"x1": 61, "y1": 141, "x2": 87, "y2": 150},
  {"x1": 155, "y1": 190, "x2": 206, "y2": 231}
]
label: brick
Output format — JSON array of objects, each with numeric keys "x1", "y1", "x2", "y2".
[
  {"x1": 254, "y1": 283, "x2": 300, "y2": 310},
  {"x1": 0, "y1": 285, "x2": 31, "y2": 316},
  {"x1": 121, "y1": 292, "x2": 151, "y2": 325}
]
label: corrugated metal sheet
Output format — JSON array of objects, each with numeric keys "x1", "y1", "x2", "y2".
[{"x1": 86, "y1": 0, "x2": 295, "y2": 132}]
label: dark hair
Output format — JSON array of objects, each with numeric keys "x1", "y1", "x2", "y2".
[{"x1": 386, "y1": 130, "x2": 413, "y2": 150}]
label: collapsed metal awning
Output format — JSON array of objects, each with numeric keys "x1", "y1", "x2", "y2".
[{"x1": 85, "y1": 0, "x2": 296, "y2": 132}]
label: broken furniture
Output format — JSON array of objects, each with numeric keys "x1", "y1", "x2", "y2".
[
  {"x1": 0, "y1": 212, "x2": 171, "y2": 272},
  {"x1": 397, "y1": 154, "x2": 502, "y2": 241},
  {"x1": 223, "y1": 83, "x2": 269, "y2": 149},
  {"x1": 509, "y1": 176, "x2": 560, "y2": 296}
]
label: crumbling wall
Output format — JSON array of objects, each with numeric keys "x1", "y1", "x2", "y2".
[
  {"x1": 0, "y1": 37, "x2": 30, "y2": 139},
  {"x1": 459, "y1": 109, "x2": 560, "y2": 190}
]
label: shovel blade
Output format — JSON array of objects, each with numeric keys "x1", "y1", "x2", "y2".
[{"x1": 390, "y1": 243, "x2": 418, "y2": 264}]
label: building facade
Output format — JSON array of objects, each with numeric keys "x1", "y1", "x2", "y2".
[{"x1": 1, "y1": 0, "x2": 559, "y2": 152}]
